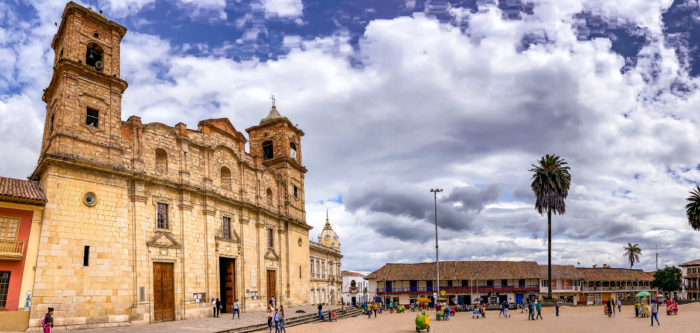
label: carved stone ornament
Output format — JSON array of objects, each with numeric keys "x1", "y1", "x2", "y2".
[{"x1": 147, "y1": 231, "x2": 182, "y2": 249}]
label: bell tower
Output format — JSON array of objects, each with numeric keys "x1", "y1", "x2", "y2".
[
  {"x1": 39, "y1": 1, "x2": 128, "y2": 167},
  {"x1": 246, "y1": 101, "x2": 307, "y2": 221}
]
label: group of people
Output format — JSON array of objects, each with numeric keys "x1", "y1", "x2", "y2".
[
  {"x1": 363, "y1": 301, "x2": 380, "y2": 318},
  {"x1": 211, "y1": 297, "x2": 241, "y2": 319},
  {"x1": 498, "y1": 300, "x2": 511, "y2": 318},
  {"x1": 524, "y1": 300, "x2": 543, "y2": 320},
  {"x1": 266, "y1": 297, "x2": 286, "y2": 333}
]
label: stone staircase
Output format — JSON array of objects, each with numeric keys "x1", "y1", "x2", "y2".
[{"x1": 215, "y1": 307, "x2": 365, "y2": 333}]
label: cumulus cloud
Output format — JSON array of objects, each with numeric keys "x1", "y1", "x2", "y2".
[{"x1": 2, "y1": 0, "x2": 700, "y2": 273}]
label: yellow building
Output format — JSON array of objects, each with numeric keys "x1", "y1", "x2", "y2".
[
  {"x1": 24, "y1": 2, "x2": 318, "y2": 330},
  {"x1": 309, "y1": 211, "x2": 343, "y2": 305}
]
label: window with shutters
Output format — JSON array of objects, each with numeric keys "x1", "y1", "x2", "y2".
[
  {"x1": 0, "y1": 216, "x2": 19, "y2": 240},
  {"x1": 222, "y1": 217, "x2": 231, "y2": 239},
  {"x1": 157, "y1": 203, "x2": 169, "y2": 229}
]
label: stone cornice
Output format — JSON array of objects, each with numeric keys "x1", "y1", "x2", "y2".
[{"x1": 43, "y1": 58, "x2": 128, "y2": 103}]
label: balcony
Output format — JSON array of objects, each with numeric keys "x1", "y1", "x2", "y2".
[
  {"x1": 376, "y1": 285, "x2": 538, "y2": 294},
  {"x1": 0, "y1": 240, "x2": 24, "y2": 260},
  {"x1": 581, "y1": 286, "x2": 658, "y2": 292}
]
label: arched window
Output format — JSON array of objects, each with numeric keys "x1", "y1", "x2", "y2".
[
  {"x1": 86, "y1": 42, "x2": 104, "y2": 72},
  {"x1": 290, "y1": 142, "x2": 297, "y2": 160},
  {"x1": 155, "y1": 149, "x2": 168, "y2": 172},
  {"x1": 262, "y1": 141, "x2": 274, "y2": 160},
  {"x1": 266, "y1": 188, "x2": 273, "y2": 205},
  {"x1": 221, "y1": 166, "x2": 231, "y2": 190}
]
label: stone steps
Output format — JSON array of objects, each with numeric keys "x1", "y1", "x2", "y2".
[{"x1": 216, "y1": 308, "x2": 365, "y2": 333}]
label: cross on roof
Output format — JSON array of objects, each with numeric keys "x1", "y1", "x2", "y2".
[{"x1": 270, "y1": 95, "x2": 276, "y2": 107}]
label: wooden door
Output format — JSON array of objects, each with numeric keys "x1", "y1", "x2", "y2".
[
  {"x1": 267, "y1": 270, "x2": 276, "y2": 302},
  {"x1": 153, "y1": 263, "x2": 175, "y2": 322},
  {"x1": 224, "y1": 260, "x2": 235, "y2": 310}
]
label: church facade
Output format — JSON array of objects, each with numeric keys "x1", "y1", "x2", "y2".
[
  {"x1": 309, "y1": 213, "x2": 343, "y2": 306},
  {"x1": 25, "y1": 2, "x2": 321, "y2": 330}
]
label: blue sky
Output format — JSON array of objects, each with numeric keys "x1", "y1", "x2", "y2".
[{"x1": 3, "y1": 0, "x2": 700, "y2": 273}]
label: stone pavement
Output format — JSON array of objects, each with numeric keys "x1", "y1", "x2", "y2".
[{"x1": 62, "y1": 305, "x2": 342, "y2": 333}]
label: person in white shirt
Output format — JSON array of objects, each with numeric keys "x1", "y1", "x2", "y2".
[
  {"x1": 617, "y1": 299, "x2": 621, "y2": 312},
  {"x1": 232, "y1": 299, "x2": 240, "y2": 319},
  {"x1": 211, "y1": 298, "x2": 217, "y2": 318}
]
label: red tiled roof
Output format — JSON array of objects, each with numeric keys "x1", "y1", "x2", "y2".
[
  {"x1": 365, "y1": 261, "x2": 543, "y2": 281},
  {"x1": 341, "y1": 271, "x2": 365, "y2": 277},
  {"x1": 577, "y1": 268, "x2": 654, "y2": 282},
  {"x1": 0, "y1": 177, "x2": 48, "y2": 203},
  {"x1": 679, "y1": 259, "x2": 700, "y2": 267},
  {"x1": 538, "y1": 265, "x2": 584, "y2": 280}
]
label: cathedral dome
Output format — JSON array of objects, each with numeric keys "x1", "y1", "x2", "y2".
[{"x1": 318, "y1": 210, "x2": 340, "y2": 249}]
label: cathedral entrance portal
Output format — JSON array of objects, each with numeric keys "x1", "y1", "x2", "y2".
[{"x1": 219, "y1": 258, "x2": 235, "y2": 313}]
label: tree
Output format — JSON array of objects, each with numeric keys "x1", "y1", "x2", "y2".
[
  {"x1": 652, "y1": 266, "x2": 682, "y2": 293},
  {"x1": 530, "y1": 154, "x2": 571, "y2": 300},
  {"x1": 623, "y1": 243, "x2": 642, "y2": 269},
  {"x1": 685, "y1": 185, "x2": 700, "y2": 230}
]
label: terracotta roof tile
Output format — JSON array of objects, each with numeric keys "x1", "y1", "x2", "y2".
[
  {"x1": 0, "y1": 177, "x2": 47, "y2": 203},
  {"x1": 679, "y1": 259, "x2": 700, "y2": 267},
  {"x1": 577, "y1": 268, "x2": 654, "y2": 282},
  {"x1": 538, "y1": 265, "x2": 584, "y2": 280},
  {"x1": 341, "y1": 271, "x2": 365, "y2": 277},
  {"x1": 365, "y1": 261, "x2": 543, "y2": 281}
]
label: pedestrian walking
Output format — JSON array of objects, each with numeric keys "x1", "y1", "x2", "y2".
[
  {"x1": 535, "y1": 301, "x2": 543, "y2": 320},
  {"x1": 279, "y1": 305, "x2": 286, "y2": 333},
  {"x1": 318, "y1": 303, "x2": 323, "y2": 321},
  {"x1": 555, "y1": 300, "x2": 560, "y2": 316},
  {"x1": 528, "y1": 302, "x2": 534, "y2": 320},
  {"x1": 390, "y1": 301, "x2": 394, "y2": 313},
  {"x1": 215, "y1": 298, "x2": 221, "y2": 318},
  {"x1": 612, "y1": 299, "x2": 616, "y2": 317},
  {"x1": 42, "y1": 307, "x2": 54, "y2": 333},
  {"x1": 650, "y1": 301, "x2": 660, "y2": 326},
  {"x1": 267, "y1": 307, "x2": 274, "y2": 332},
  {"x1": 499, "y1": 302, "x2": 504, "y2": 317},
  {"x1": 617, "y1": 299, "x2": 621, "y2": 313},
  {"x1": 366, "y1": 303, "x2": 371, "y2": 319},
  {"x1": 635, "y1": 301, "x2": 639, "y2": 317},
  {"x1": 232, "y1": 299, "x2": 240, "y2": 319},
  {"x1": 373, "y1": 302, "x2": 378, "y2": 317},
  {"x1": 212, "y1": 298, "x2": 217, "y2": 317},
  {"x1": 504, "y1": 301, "x2": 510, "y2": 318},
  {"x1": 273, "y1": 309, "x2": 280, "y2": 333}
]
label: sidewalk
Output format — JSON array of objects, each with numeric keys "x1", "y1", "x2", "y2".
[{"x1": 63, "y1": 305, "x2": 342, "y2": 333}]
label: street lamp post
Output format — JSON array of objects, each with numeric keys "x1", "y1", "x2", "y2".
[{"x1": 430, "y1": 189, "x2": 442, "y2": 311}]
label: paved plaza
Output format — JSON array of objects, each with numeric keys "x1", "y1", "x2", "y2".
[
  {"x1": 59, "y1": 305, "x2": 341, "y2": 333},
  {"x1": 287, "y1": 303, "x2": 699, "y2": 333}
]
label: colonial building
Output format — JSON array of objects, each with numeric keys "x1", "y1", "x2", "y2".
[
  {"x1": 309, "y1": 212, "x2": 342, "y2": 306},
  {"x1": 340, "y1": 271, "x2": 371, "y2": 306},
  {"x1": 680, "y1": 259, "x2": 700, "y2": 300},
  {"x1": 26, "y1": 2, "x2": 316, "y2": 330},
  {"x1": 578, "y1": 265, "x2": 656, "y2": 305},
  {"x1": 537, "y1": 265, "x2": 583, "y2": 305},
  {"x1": 0, "y1": 178, "x2": 47, "y2": 332},
  {"x1": 365, "y1": 261, "x2": 542, "y2": 306}
]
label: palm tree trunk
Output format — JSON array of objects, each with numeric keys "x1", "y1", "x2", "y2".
[{"x1": 548, "y1": 207, "x2": 552, "y2": 300}]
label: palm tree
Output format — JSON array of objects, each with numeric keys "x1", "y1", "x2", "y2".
[
  {"x1": 530, "y1": 154, "x2": 571, "y2": 300},
  {"x1": 623, "y1": 243, "x2": 642, "y2": 269},
  {"x1": 684, "y1": 185, "x2": 700, "y2": 230}
]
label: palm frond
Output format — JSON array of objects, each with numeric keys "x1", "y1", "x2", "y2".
[
  {"x1": 685, "y1": 185, "x2": 700, "y2": 231},
  {"x1": 530, "y1": 154, "x2": 572, "y2": 216}
]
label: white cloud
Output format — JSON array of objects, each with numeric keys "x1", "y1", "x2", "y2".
[
  {"x1": 261, "y1": 0, "x2": 303, "y2": 18},
  {"x1": 2, "y1": 0, "x2": 700, "y2": 273}
]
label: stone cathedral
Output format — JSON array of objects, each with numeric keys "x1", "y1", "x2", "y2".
[{"x1": 20, "y1": 2, "x2": 342, "y2": 330}]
